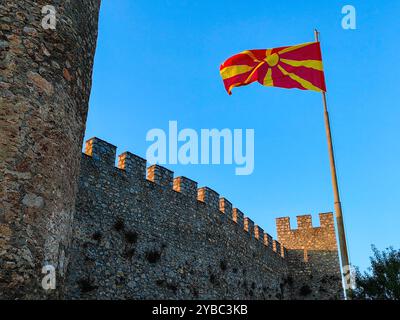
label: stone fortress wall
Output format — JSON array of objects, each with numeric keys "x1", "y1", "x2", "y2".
[
  {"x1": 0, "y1": 0, "x2": 343, "y2": 300},
  {"x1": 64, "y1": 138, "x2": 343, "y2": 300}
]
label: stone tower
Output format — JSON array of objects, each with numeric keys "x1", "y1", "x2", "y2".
[
  {"x1": 276, "y1": 214, "x2": 344, "y2": 299},
  {"x1": 0, "y1": 0, "x2": 101, "y2": 299}
]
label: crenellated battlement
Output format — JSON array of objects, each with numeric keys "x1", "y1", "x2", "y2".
[
  {"x1": 219, "y1": 198, "x2": 233, "y2": 215},
  {"x1": 274, "y1": 213, "x2": 342, "y2": 299},
  {"x1": 118, "y1": 152, "x2": 147, "y2": 180},
  {"x1": 67, "y1": 137, "x2": 343, "y2": 299},
  {"x1": 173, "y1": 176, "x2": 198, "y2": 198},
  {"x1": 85, "y1": 137, "x2": 117, "y2": 166},
  {"x1": 197, "y1": 187, "x2": 220, "y2": 209},
  {"x1": 276, "y1": 213, "x2": 338, "y2": 252},
  {"x1": 275, "y1": 211, "x2": 340, "y2": 279},
  {"x1": 276, "y1": 213, "x2": 336, "y2": 231},
  {"x1": 80, "y1": 137, "x2": 341, "y2": 264},
  {"x1": 147, "y1": 165, "x2": 174, "y2": 188},
  {"x1": 82, "y1": 137, "x2": 285, "y2": 258}
]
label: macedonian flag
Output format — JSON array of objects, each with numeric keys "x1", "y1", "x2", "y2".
[{"x1": 220, "y1": 42, "x2": 326, "y2": 95}]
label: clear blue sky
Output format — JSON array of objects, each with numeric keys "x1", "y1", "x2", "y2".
[{"x1": 84, "y1": 0, "x2": 400, "y2": 271}]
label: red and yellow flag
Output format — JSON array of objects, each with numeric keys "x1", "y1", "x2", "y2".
[{"x1": 220, "y1": 42, "x2": 326, "y2": 95}]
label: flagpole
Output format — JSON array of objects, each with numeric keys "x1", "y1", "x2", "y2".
[{"x1": 314, "y1": 30, "x2": 351, "y2": 295}]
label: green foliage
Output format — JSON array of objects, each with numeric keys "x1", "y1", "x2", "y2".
[{"x1": 351, "y1": 246, "x2": 400, "y2": 300}]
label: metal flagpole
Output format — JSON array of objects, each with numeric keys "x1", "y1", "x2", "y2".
[{"x1": 314, "y1": 30, "x2": 351, "y2": 296}]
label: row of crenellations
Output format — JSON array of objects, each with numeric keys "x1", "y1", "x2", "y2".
[
  {"x1": 84, "y1": 137, "x2": 286, "y2": 258},
  {"x1": 276, "y1": 213, "x2": 335, "y2": 231}
]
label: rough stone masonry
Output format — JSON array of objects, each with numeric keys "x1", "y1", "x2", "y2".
[
  {"x1": 64, "y1": 138, "x2": 343, "y2": 300},
  {"x1": 0, "y1": 0, "x2": 101, "y2": 299},
  {"x1": 0, "y1": 1, "x2": 343, "y2": 300}
]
